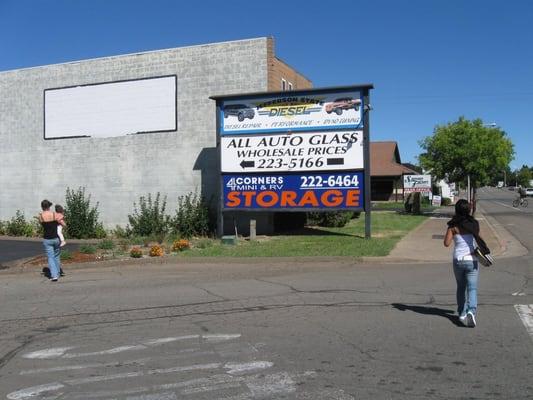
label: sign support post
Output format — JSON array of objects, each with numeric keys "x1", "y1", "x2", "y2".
[
  {"x1": 216, "y1": 102, "x2": 224, "y2": 238},
  {"x1": 363, "y1": 88, "x2": 371, "y2": 239}
]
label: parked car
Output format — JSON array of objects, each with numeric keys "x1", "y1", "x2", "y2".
[
  {"x1": 325, "y1": 97, "x2": 362, "y2": 115},
  {"x1": 223, "y1": 104, "x2": 255, "y2": 121},
  {"x1": 526, "y1": 188, "x2": 533, "y2": 197}
]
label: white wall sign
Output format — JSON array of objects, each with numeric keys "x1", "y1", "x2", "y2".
[
  {"x1": 44, "y1": 75, "x2": 177, "y2": 139},
  {"x1": 403, "y1": 174, "x2": 432, "y2": 193},
  {"x1": 221, "y1": 130, "x2": 363, "y2": 173},
  {"x1": 221, "y1": 90, "x2": 362, "y2": 134}
]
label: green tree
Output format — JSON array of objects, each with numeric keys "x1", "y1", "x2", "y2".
[
  {"x1": 419, "y1": 117, "x2": 514, "y2": 197},
  {"x1": 516, "y1": 165, "x2": 532, "y2": 187}
]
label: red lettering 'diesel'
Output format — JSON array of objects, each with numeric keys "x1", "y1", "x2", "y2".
[{"x1": 225, "y1": 190, "x2": 360, "y2": 208}]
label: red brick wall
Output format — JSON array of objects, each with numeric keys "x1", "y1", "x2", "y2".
[{"x1": 267, "y1": 38, "x2": 312, "y2": 91}]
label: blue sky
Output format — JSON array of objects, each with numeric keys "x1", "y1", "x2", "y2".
[{"x1": 1, "y1": 0, "x2": 532, "y2": 168}]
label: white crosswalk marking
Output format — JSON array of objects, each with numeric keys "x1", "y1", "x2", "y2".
[
  {"x1": 7, "y1": 333, "x2": 354, "y2": 399},
  {"x1": 515, "y1": 304, "x2": 533, "y2": 340}
]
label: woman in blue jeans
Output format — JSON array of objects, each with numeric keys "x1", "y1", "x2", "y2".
[
  {"x1": 444, "y1": 199, "x2": 479, "y2": 327},
  {"x1": 39, "y1": 199, "x2": 65, "y2": 282}
]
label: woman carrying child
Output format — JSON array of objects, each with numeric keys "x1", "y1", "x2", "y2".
[{"x1": 39, "y1": 200, "x2": 66, "y2": 282}]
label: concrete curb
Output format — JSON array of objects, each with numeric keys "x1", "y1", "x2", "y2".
[
  {"x1": 0, "y1": 235, "x2": 100, "y2": 244},
  {"x1": 476, "y1": 203, "x2": 529, "y2": 258},
  {"x1": 1, "y1": 255, "x2": 371, "y2": 275}
]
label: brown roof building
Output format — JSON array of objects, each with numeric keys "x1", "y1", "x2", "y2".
[{"x1": 370, "y1": 141, "x2": 418, "y2": 201}]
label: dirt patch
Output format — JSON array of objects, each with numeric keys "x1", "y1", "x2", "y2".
[{"x1": 27, "y1": 252, "x2": 101, "y2": 266}]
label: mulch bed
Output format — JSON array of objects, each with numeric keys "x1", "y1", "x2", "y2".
[{"x1": 28, "y1": 252, "x2": 100, "y2": 266}]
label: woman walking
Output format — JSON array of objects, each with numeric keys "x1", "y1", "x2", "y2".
[
  {"x1": 39, "y1": 199, "x2": 65, "y2": 282},
  {"x1": 444, "y1": 199, "x2": 479, "y2": 327}
]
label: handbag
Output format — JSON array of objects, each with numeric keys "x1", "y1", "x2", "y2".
[
  {"x1": 459, "y1": 222, "x2": 494, "y2": 267},
  {"x1": 473, "y1": 239, "x2": 494, "y2": 267}
]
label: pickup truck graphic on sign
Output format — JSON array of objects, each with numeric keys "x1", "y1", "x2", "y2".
[
  {"x1": 325, "y1": 97, "x2": 362, "y2": 115},
  {"x1": 223, "y1": 104, "x2": 255, "y2": 121}
]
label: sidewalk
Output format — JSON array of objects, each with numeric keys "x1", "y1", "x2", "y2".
[{"x1": 384, "y1": 206, "x2": 528, "y2": 263}]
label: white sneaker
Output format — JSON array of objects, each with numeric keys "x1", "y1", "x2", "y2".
[
  {"x1": 459, "y1": 314, "x2": 468, "y2": 326},
  {"x1": 466, "y1": 311, "x2": 476, "y2": 327}
]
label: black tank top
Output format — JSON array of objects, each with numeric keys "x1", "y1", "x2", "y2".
[{"x1": 42, "y1": 219, "x2": 59, "y2": 239}]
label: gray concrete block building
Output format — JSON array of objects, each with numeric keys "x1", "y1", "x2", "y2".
[{"x1": 0, "y1": 37, "x2": 312, "y2": 232}]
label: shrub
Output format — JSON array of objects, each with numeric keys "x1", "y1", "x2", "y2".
[
  {"x1": 130, "y1": 246, "x2": 143, "y2": 258},
  {"x1": 172, "y1": 239, "x2": 191, "y2": 252},
  {"x1": 404, "y1": 192, "x2": 422, "y2": 214},
  {"x1": 149, "y1": 244, "x2": 164, "y2": 257},
  {"x1": 64, "y1": 187, "x2": 102, "y2": 239},
  {"x1": 404, "y1": 193, "x2": 413, "y2": 213},
  {"x1": 94, "y1": 223, "x2": 107, "y2": 239},
  {"x1": 118, "y1": 239, "x2": 130, "y2": 253},
  {"x1": 79, "y1": 244, "x2": 97, "y2": 254},
  {"x1": 112, "y1": 225, "x2": 131, "y2": 238},
  {"x1": 441, "y1": 197, "x2": 452, "y2": 206},
  {"x1": 128, "y1": 193, "x2": 170, "y2": 237},
  {"x1": 307, "y1": 211, "x2": 352, "y2": 228},
  {"x1": 170, "y1": 192, "x2": 210, "y2": 238},
  {"x1": 6, "y1": 210, "x2": 34, "y2": 237},
  {"x1": 60, "y1": 250, "x2": 73, "y2": 261},
  {"x1": 98, "y1": 239, "x2": 115, "y2": 250},
  {"x1": 0, "y1": 220, "x2": 6, "y2": 235},
  {"x1": 412, "y1": 192, "x2": 422, "y2": 214},
  {"x1": 32, "y1": 216, "x2": 43, "y2": 237}
]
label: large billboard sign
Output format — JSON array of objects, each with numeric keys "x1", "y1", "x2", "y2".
[
  {"x1": 221, "y1": 130, "x2": 363, "y2": 173},
  {"x1": 403, "y1": 174, "x2": 432, "y2": 193},
  {"x1": 220, "y1": 90, "x2": 363, "y2": 135},
  {"x1": 223, "y1": 172, "x2": 363, "y2": 210},
  {"x1": 212, "y1": 84, "x2": 373, "y2": 235},
  {"x1": 44, "y1": 75, "x2": 177, "y2": 139}
]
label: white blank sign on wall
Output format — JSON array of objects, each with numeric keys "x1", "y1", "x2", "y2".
[{"x1": 44, "y1": 75, "x2": 177, "y2": 139}]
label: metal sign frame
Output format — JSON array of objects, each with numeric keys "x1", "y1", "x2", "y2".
[{"x1": 211, "y1": 84, "x2": 373, "y2": 238}]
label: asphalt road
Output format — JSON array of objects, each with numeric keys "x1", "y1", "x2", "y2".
[
  {"x1": 476, "y1": 187, "x2": 533, "y2": 250},
  {"x1": 0, "y1": 188, "x2": 531, "y2": 400},
  {"x1": 0, "y1": 240, "x2": 79, "y2": 266}
]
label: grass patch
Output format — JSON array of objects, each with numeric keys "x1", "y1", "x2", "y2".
[
  {"x1": 178, "y1": 212, "x2": 427, "y2": 258},
  {"x1": 79, "y1": 244, "x2": 97, "y2": 254},
  {"x1": 60, "y1": 250, "x2": 73, "y2": 261},
  {"x1": 98, "y1": 239, "x2": 115, "y2": 250}
]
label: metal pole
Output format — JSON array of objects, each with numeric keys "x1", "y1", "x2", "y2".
[
  {"x1": 467, "y1": 175, "x2": 471, "y2": 204},
  {"x1": 504, "y1": 170, "x2": 506, "y2": 187},
  {"x1": 215, "y1": 100, "x2": 224, "y2": 238},
  {"x1": 363, "y1": 89, "x2": 371, "y2": 239}
]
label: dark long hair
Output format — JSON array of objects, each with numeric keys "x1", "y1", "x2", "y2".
[
  {"x1": 447, "y1": 198, "x2": 479, "y2": 234},
  {"x1": 41, "y1": 199, "x2": 52, "y2": 211},
  {"x1": 455, "y1": 199, "x2": 470, "y2": 218}
]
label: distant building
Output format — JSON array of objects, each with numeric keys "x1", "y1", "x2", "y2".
[
  {"x1": 0, "y1": 37, "x2": 311, "y2": 230},
  {"x1": 370, "y1": 141, "x2": 418, "y2": 201},
  {"x1": 402, "y1": 162, "x2": 422, "y2": 174}
]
